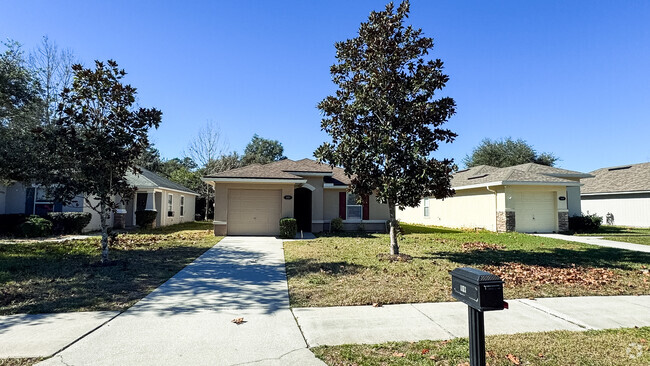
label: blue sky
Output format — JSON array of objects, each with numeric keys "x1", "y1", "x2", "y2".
[{"x1": 3, "y1": 1, "x2": 649, "y2": 172}]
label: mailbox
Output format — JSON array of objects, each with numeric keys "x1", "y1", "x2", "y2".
[{"x1": 451, "y1": 267, "x2": 504, "y2": 311}]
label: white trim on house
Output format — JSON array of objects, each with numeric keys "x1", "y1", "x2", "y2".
[
  {"x1": 581, "y1": 190, "x2": 650, "y2": 196},
  {"x1": 454, "y1": 180, "x2": 581, "y2": 191},
  {"x1": 284, "y1": 171, "x2": 333, "y2": 177},
  {"x1": 312, "y1": 219, "x2": 387, "y2": 224},
  {"x1": 324, "y1": 185, "x2": 348, "y2": 190},
  {"x1": 136, "y1": 187, "x2": 199, "y2": 196},
  {"x1": 201, "y1": 178, "x2": 308, "y2": 184},
  {"x1": 301, "y1": 183, "x2": 316, "y2": 191}
]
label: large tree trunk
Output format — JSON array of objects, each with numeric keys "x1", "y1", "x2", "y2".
[
  {"x1": 388, "y1": 200, "x2": 399, "y2": 255},
  {"x1": 99, "y1": 200, "x2": 109, "y2": 264}
]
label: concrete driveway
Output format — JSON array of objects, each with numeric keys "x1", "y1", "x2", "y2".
[{"x1": 40, "y1": 236, "x2": 324, "y2": 366}]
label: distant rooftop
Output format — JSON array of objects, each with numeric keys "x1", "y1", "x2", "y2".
[
  {"x1": 452, "y1": 163, "x2": 589, "y2": 188},
  {"x1": 581, "y1": 162, "x2": 650, "y2": 194}
]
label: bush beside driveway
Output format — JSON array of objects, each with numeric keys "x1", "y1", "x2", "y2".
[{"x1": 284, "y1": 224, "x2": 650, "y2": 307}]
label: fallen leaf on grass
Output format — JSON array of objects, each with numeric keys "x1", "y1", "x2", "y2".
[
  {"x1": 231, "y1": 317, "x2": 245, "y2": 325},
  {"x1": 486, "y1": 350, "x2": 496, "y2": 358},
  {"x1": 372, "y1": 302, "x2": 382, "y2": 307},
  {"x1": 506, "y1": 353, "x2": 520, "y2": 365},
  {"x1": 392, "y1": 352, "x2": 405, "y2": 357},
  {"x1": 461, "y1": 241, "x2": 505, "y2": 252},
  {"x1": 538, "y1": 352, "x2": 545, "y2": 358},
  {"x1": 429, "y1": 355, "x2": 438, "y2": 360},
  {"x1": 421, "y1": 349, "x2": 429, "y2": 354},
  {"x1": 483, "y1": 262, "x2": 617, "y2": 288}
]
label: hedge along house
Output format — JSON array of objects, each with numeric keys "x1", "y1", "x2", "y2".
[
  {"x1": 202, "y1": 158, "x2": 390, "y2": 236},
  {"x1": 0, "y1": 168, "x2": 198, "y2": 232},
  {"x1": 580, "y1": 162, "x2": 650, "y2": 227},
  {"x1": 397, "y1": 163, "x2": 592, "y2": 233}
]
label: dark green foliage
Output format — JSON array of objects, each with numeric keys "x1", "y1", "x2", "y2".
[
  {"x1": 314, "y1": 1, "x2": 456, "y2": 254},
  {"x1": 20, "y1": 215, "x2": 52, "y2": 237},
  {"x1": 330, "y1": 217, "x2": 344, "y2": 232},
  {"x1": 279, "y1": 218, "x2": 297, "y2": 239},
  {"x1": 569, "y1": 214, "x2": 603, "y2": 233},
  {"x1": 242, "y1": 134, "x2": 286, "y2": 165},
  {"x1": 46, "y1": 212, "x2": 92, "y2": 234},
  {"x1": 136, "y1": 210, "x2": 158, "y2": 228},
  {"x1": 463, "y1": 137, "x2": 558, "y2": 168},
  {"x1": 0, "y1": 214, "x2": 28, "y2": 236}
]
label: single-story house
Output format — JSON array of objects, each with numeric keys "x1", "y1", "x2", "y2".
[
  {"x1": 580, "y1": 162, "x2": 650, "y2": 227},
  {"x1": 202, "y1": 158, "x2": 390, "y2": 235},
  {"x1": 397, "y1": 163, "x2": 592, "y2": 233},
  {"x1": 0, "y1": 168, "x2": 198, "y2": 232}
]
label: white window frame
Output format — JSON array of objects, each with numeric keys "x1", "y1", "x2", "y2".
[
  {"x1": 423, "y1": 197, "x2": 430, "y2": 217},
  {"x1": 346, "y1": 193, "x2": 362, "y2": 221},
  {"x1": 167, "y1": 194, "x2": 173, "y2": 217},
  {"x1": 180, "y1": 195, "x2": 185, "y2": 217}
]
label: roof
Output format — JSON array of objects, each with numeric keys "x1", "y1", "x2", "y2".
[
  {"x1": 581, "y1": 162, "x2": 650, "y2": 194},
  {"x1": 204, "y1": 158, "x2": 352, "y2": 185},
  {"x1": 126, "y1": 168, "x2": 198, "y2": 195},
  {"x1": 452, "y1": 164, "x2": 586, "y2": 189}
]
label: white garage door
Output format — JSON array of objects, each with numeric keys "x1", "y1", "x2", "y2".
[
  {"x1": 228, "y1": 189, "x2": 282, "y2": 235},
  {"x1": 515, "y1": 192, "x2": 556, "y2": 233}
]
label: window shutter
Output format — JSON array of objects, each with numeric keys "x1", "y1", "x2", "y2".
[
  {"x1": 362, "y1": 195, "x2": 369, "y2": 220},
  {"x1": 25, "y1": 188, "x2": 35, "y2": 215},
  {"x1": 339, "y1": 192, "x2": 346, "y2": 219}
]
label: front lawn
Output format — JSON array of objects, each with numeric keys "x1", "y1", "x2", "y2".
[
  {"x1": 0, "y1": 221, "x2": 221, "y2": 315},
  {"x1": 312, "y1": 327, "x2": 650, "y2": 366},
  {"x1": 578, "y1": 225, "x2": 650, "y2": 246},
  {"x1": 284, "y1": 224, "x2": 650, "y2": 307}
]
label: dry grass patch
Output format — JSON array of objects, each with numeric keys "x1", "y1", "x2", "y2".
[
  {"x1": 0, "y1": 358, "x2": 43, "y2": 366},
  {"x1": 285, "y1": 224, "x2": 650, "y2": 307},
  {"x1": 312, "y1": 327, "x2": 650, "y2": 366},
  {"x1": 0, "y1": 221, "x2": 221, "y2": 315}
]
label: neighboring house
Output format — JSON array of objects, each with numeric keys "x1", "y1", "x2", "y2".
[
  {"x1": 202, "y1": 158, "x2": 390, "y2": 235},
  {"x1": 398, "y1": 163, "x2": 592, "y2": 233},
  {"x1": 581, "y1": 162, "x2": 650, "y2": 227},
  {"x1": 0, "y1": 168, "x2": 198, "y2": 232}
]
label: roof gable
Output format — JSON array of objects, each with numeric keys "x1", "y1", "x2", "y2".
[
  {"x1": 126, "y1": 168, "x2": 198, "y2": 195},
  {"x1": 452, "y1": 163, "x2": 586, "y2": 188}
]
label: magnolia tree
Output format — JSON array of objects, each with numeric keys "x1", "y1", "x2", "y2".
[
  {"x1": 44, "y1": 60, "x2": 161, "y2": 263},
  {"x1": 315, "y1": 1, "x2": 457, "y2": 255}
]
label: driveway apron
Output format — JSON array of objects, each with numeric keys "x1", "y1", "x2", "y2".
[{"x1": 40, "y1": 236, "x2": 324, "y2": 366}]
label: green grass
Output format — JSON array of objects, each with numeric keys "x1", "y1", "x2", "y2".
[
  {"x1": 312, "y1": 327, "x2": 650, "y2": 366},
  {"x1": 284, "y1": 223, "x2": 650, "y2": 307},
  {"x1": 0, "y1": 221, "x2": 221, "y2": 315},
  {"x1": 578, "y1": 225, "x2": 650, "y2": 246}
]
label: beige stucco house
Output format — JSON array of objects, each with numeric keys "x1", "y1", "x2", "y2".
[
  {"x1": 398, "y1": 163, "x2": 592, "y2": 233},
  {"x1": 581, "y1": 162, "x2": 650, "y2": 227},
  {"x1": 202, "y1": 158, "x2": 390, "y2": 236},
  {"x1": 0, "y1": 168, "x2": 198, "y2": 232}
]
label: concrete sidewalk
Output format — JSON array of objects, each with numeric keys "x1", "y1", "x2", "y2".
[
  {"x1": 38, "y1": 236, "x2": 324, "y2": 366},
  {"x1": 535, "y1": 233, "x2": 650, "y2": 253},
  {"x1": 292, "y1": 295, "x2": 650, "y2": 347}
]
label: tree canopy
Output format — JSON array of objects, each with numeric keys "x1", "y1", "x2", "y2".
[
  {"x1": 242, "y1": 134, "x2": 286, "y2": 165},
  {"x1": 463, "y1": 137, "x2": 558, "y2": 168},
  {"x1": 314, "y1": 0, "x2": 457, "y2": 254},
  {"x1": 43, "y1": 60, "x2": 161, "y2": 263}
]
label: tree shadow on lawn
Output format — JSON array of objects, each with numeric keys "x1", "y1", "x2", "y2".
[
  {"x1": 316, "y1": 232, "x2": 382, "y2": 239},
  {"x1": 285, "y1": 258, "x2": 367, "y2": 277},
  {"x1": 423, "y1": 247, "x2": 650, "y2": 271}
]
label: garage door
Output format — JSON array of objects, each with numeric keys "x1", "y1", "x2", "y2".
[
  {"x1": 515, "y1": 192, "x2": 556, "y2": 233},
  {"x1": 228, "y1": 189, "x2": 282, "y2": 235}
]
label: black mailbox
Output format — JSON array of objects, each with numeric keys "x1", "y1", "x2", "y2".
[{"x1": 451, "y1": 267, "x2": 504, "y2": 311}]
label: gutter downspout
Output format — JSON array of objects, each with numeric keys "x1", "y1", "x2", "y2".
[{"x1": 486, "y1": 186, "x2": 498, "y2": 232}]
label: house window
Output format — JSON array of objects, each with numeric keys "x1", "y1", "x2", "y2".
[
  {"x1": 346, "y1": 193, "x2": 362, "y2": 220},
  {"x1": 423, "y1": 197, "x2": 430, "y2": 217},
  {"x1": 34, "y1": 187, "x2": 55, "y2": 216},
  {"x1": 180, "y1": 196, "x2": 185, "y2": 217},
  {"x1": 167, "y1": 194, "x2": 173, "y2": 217}
]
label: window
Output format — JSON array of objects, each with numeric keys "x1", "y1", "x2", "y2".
[
  {"x1": 34, "y1": 187, "x2": 54, "y2": 216},
  {"x1": 346, "y1": 193, "x2": 362, "y2": 220},
  {"x1": 180, "y1": 196, "x2": 185, "y2": 217},
  {"x1": 423, "y1": 197, "x2": 430, "y2": 217},
  {"x1": 167, "y1": 194, "x2": 173, "y2": 217}
]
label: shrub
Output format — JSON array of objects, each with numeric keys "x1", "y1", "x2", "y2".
[
  {"x1": 569, "y1": 213, "x2": 603, "y2": 233},
  {"x1": 0, "y1": 214, "x2": 28, "y2": 236},
  {"x1": 330, "y1": 217, "x2": 344, "y2": 232},
  {"x1": 20, "y1": 215, "x2": 52, "y2": 238},
  {"x1": 136, "y1": 210, "x2": 158, "y2": 228},
  {"x1": 279, "y1": 217, "x2": 297, "y2": 239},
  {"x1": 47, "y1": 212, "x2": 92, "y2": 234},
  {"x1": 195, "y1": 213, "x2": 203, "y2": 221}
]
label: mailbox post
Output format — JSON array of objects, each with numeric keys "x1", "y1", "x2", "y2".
[{"x1": 451, "y1": 267, "x2": 507, "y2": 366}]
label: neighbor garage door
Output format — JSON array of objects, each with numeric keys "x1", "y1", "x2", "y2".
[
  {"x1": 515, "y1": 192, "x2": 556, "y2": 233},
  {"x1": 228, "y1": 189, "x2": 282, "y2": 235}
]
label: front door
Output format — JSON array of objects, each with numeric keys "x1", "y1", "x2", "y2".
[{"x1": 294, "y1": 187, "x2": 312, "y2": 233}]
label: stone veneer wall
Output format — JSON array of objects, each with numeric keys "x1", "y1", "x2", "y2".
[
  {"x1": 558, "y1": 212, "x2": 569, "y2": 232},
  {"x1": 496, "y1": 211, "x2": 516, "y2": 232}
]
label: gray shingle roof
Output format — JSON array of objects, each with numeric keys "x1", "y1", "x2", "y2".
[
  {"x1": 204, "y1": 158, "x2": 351, "y2": 185},
  {"x1": 126, "y1": 168, "x2": 198, "y2": 195},
  {"x1": 581, "y1": 162, "x2": 650, "y2": 194},
  {"x1": 452, "y1": 164, "x2": 584, "y2": 188}
]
